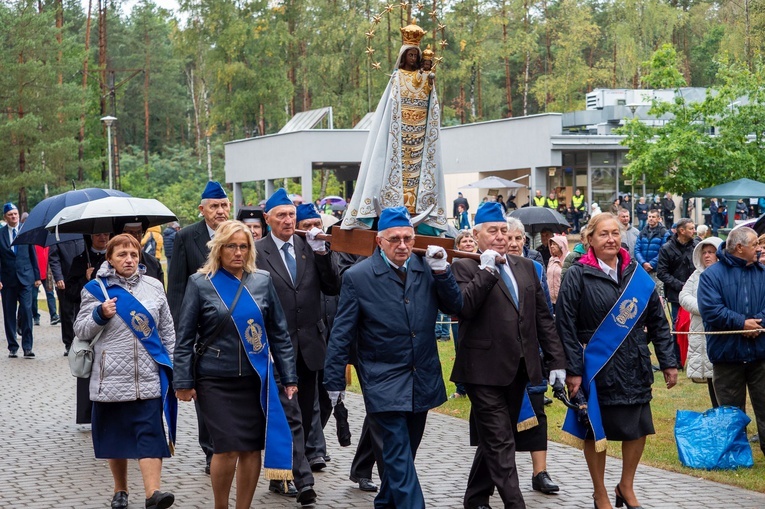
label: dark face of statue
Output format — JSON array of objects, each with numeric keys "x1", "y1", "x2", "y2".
[{"x1": 402, "y1": 48, "x2": 419, "y2": 70}]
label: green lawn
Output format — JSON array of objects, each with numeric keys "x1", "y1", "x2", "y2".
[{"x1": 349, "y1": 340, "x2": 765, "y2": 493}]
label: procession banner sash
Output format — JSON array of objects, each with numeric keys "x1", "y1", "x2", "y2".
[
  {"x1": 209, "y1": 269, "x2": 293, "y2": 480},
  {"x1": 517, "y1": 390, "x2": 538, "y2": 432},
  {"x1": 85, "y1": 278, "x2": 178, "y2": 452},
  {"x1": 561, "y1": 265, "x2": 654, "y2": 452}
]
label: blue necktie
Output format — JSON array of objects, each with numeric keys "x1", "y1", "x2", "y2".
[
  {"x1": 12, "y1": 228, "x2": 17, "y2": 254},
  {"x1": 282, "y1": 243, "x2": 297, "y2": 284},
  {"x1": 498, "y1": 264, "x2": 519, "y2": 308}
]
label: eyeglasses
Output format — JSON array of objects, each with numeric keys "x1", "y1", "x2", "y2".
[
  {"x1": 223, "y1": 243, "x2": 250, "y2": 252},
  {"x1": 381, "y1": 236, "x2": 415, "y2": 245}
]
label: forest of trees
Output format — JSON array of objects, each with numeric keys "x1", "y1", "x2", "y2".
[{"x1": 1, "y1": 0, "x2": 764, "y2": 222}]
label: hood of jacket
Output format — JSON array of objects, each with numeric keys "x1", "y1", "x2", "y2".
[
  {"x1": 549, "y1": 235, "x2": 569, "y2": 261},
  {"x1": 692, "y1": 236, "x2": 724, "y2": 271}
]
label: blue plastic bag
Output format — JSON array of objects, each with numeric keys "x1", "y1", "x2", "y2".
[{"x1": 674, "y1": 406, "x2": 754, "y2": 470}]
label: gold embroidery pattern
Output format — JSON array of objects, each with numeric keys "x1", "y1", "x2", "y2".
[
  {"x1": 130, "y1": 311, "x2": 152, "y2": 339},
  {"x1": 245, "y1": 318, "x2": 264, "y2": 354}
]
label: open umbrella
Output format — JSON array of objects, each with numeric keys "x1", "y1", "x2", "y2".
[
  {"x1": 46, "y1": 197, "x2": 177, "y2": 235},
  {"x1": 508, "y1": 207, "x2": 570, "y2": 234},
  {"x1": 319, "y1": 195, "x2": 347, "y2": 207},
  {"x1": 459, "y1": 176, "x2": 525, "y2": 190},
  {"x1": 14, "y1": 188, "x2": 130, "y2": 247}
]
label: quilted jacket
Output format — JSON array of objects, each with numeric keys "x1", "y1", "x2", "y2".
[{"x1": 74, "y1": 262, "x2": 175, "y2": 403}]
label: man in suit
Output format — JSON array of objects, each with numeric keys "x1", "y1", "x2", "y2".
[
  {"x1": 49, "y1": 238, "x2": 85, "y2": 355},
  {"x1": 167, "y1": 180, "x2": 231, "y2": 473},
  {"x1": 1, "y1": 203, "x2": 41, "y2": 358},
  {"x1": 324, "y1": 206, "x2": 462, "y2": 509},
  {"x1": 451, "y1": 202, "x2": 566, "y2": 509},
  {"x1": 255, "y1": 188, "x2": 339, "y2": 505}
]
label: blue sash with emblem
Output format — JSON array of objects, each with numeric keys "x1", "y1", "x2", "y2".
[
  {"x1": 85, "y1": 277, "x2": 178, "y2": 452},
  {"x1": 209, "y1": 269, "x2": 293, "y2": 480},
  {"x1": 561, "y1": 265, "x2": 654, "y2": 452}
]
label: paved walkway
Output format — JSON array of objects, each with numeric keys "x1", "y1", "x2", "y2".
[{"x1": 3, "y1": 318, "x2": 765, "y2": 508}]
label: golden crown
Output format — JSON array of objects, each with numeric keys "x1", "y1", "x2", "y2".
[
  {"x1": 400, "y1": 20, "x2": 426, "y2": 47},
  {"x1": 422, "y1": 44, "x2": 434, "y2": 61}
]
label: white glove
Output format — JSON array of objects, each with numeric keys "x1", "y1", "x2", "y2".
[
  {"x1": 425, "y1": 245, "x2": 448, "y2": 272},
  {"x1": 479, "y1": 249, "x2": 500, "y2": 272},
  {"x1": 306, "y1": 227, "x2": 326, "y2": 252},
  {"x1": 328, "y1": 390, "x2": 345, "y2": 407},
  {"x1": 548, "y1": 369, "x2": 566, "y2": 388}
]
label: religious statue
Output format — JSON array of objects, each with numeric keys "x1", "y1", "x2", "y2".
[{"x1": 343, "y1": 22, "x2": 447, "y2": 233}]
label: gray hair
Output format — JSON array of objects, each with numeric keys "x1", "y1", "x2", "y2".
[
  {"x1": 505, "y1": 217, "x2": 525, "y2": 235},
  {"x1": 727, "y1": 226, "x2": 757, "y2": 253}
]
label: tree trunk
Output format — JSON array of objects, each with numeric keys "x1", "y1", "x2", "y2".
[
  {"x1": 144, "y1": 26, "x2": 150, "y2": 173},
  {"x1": 186, "y1": 66, "x2": 202, "y2": 165},
  {"x1": 501, "y1": 0, "x2": 512, "y2": 117},
  {"x1": 78, "y1": 0, "x2": 93, "y2": 181}
]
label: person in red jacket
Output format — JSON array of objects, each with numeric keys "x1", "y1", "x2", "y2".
[{"x1": 32, "y1": 245, "x2": 59, "y2": 326}]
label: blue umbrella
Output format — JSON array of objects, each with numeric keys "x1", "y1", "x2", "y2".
[{"x1": 14, "y1": 188, "x2": 130, "y2": 247}]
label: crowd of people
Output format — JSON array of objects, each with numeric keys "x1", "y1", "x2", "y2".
[{"x1": 6, "y1": 178, "x2": 765, "y2": 509}]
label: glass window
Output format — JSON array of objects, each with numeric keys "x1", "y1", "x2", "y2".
[
  {"x1": 591, "y1": 167, "x2": 617, "y2": 211},
  {"x1": 591, "y1": 151, "x2": 615, "y2": 166}
]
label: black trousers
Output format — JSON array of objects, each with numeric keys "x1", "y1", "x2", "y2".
[
  {"x1": 278, "y1": 383, "x2": 314, "y2": 489},
  {"x1": 350, "y1": 415, "x2": 382, "y2": 480},
  {"x1": 296, "y1": 350, "x2": 318, "y2": 447},
  {"x1": 57, "y1": 288, "x2": 77, "y2": 348},
  {"x1": 464, "y1": 364, "x2": 530, "y2": 509}
]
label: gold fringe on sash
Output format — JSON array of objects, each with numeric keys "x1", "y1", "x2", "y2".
[
  {"x1": 516, "y1": 415, "x2": 539, "y2": 432},
  {"x1": 168, "y1": 440, "x2": 175, "y2": 456},
  {"x1": 559, "y1": 430, "x2": 585, "y2": 451},
  {"x1": 264, "y1": 468, "x2": 294, "y2": 482},
  {"x1": 594, "y1": 437, "x2": 608, "y2": 453}
]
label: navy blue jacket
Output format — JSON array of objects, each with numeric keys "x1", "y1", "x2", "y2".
[
  {"x1": 0, "y1": 225, "x2": 40, "y2": 286},
  {"x1": 698, "y1": 244, "x2": 765, "y2": 364},
  {"x1": 324, "y1": 249, "x2": 462, "y2": 413},
  {"x1": 634, "y1": 224, "x2": 667, "y2": 269}
]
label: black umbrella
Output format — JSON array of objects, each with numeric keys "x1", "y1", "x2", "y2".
[{"x1": 508, "y1": 207, "x2": 570, "y2": 234}]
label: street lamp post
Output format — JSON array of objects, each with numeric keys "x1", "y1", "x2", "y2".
[{"x1": 101, "y1": 116, "x2": 117, "y2": 189}]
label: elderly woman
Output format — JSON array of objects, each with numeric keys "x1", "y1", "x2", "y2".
[
  {"x1": 73, "y1": 234, "x2": 176, "y2": 509},
  {"x1": 555, "y1": 213, "x2": 677, "y2": 509},
  {"x1": 679, "y1": 236, "x2": 723, "y2": 408},
  {"x1": 547, "y1": 235, "x2": 569, "y2": 304},
  {"x1": 173, "y1": 220, "x2": 297, "y2": 509}
]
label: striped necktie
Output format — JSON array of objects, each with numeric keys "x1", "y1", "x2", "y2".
[{"x1": 282, "y1": 243, "x2": 297, "y2": 283}]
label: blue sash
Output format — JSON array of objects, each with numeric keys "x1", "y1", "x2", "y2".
[
  {"x1": 209, "y1": 269, "x2": 293, "y2": 480},
  {"x1": 561, "y1": 265, "x2": 654, "y2": 452},
  {"x1": 85, "y1": 278, "x2": 178, "y2": 453},
  {"x1": 517, "y1": 391, "x2": 537, "y2": 432}
]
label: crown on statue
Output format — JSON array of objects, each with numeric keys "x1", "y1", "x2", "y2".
[
  {"x1": 400, "y1": 20, "x2": 426, "y2": 46},
  {"x1": 422, "y1": 44, "x2": 434, "y2": 61}
]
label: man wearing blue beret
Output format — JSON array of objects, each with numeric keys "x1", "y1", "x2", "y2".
[
  {"x1": 167, "y1": 180, "x2": 230, "y2": 473},
  {"x1": 324, "y1": 206, "x2": 463, "y2": 509},
  {"x1": 255, "y1": 188, "x2": 340, "y2": 505},
  {"x1": 450, "y1": 202, "x2": 566, "y2": 509},
  {"x1": 0, "y1": 203, "x2": 41, "y2": 358}
]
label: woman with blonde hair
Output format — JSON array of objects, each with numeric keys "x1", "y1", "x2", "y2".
[{"x1": 174, "y1": 220, "x2": 297, "y2": 509}]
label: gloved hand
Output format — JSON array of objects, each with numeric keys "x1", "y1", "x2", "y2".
[
  {"x1": 425, "y1": 245, "x2": 448, "y2": 272},
  {"x1": 306, "y1": 227, "x2": 326, "y2": 252},
  {"x1": 479, "y1": 249, "x2": 500, "y2": 272},
  {"x1": 327, "y1": 390, "x2": 346, "y2": 407},
  {"x1": 548, "y1": 369, "x2": 566, "y2": 388}
]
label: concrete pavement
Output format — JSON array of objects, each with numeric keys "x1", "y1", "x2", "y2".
[{"x1": 3, "y1": 317, "x2": 765, "y2": 508}]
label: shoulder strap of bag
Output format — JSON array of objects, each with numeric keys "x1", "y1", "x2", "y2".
[
  {"x1": 195, "y1": 274, "x2": 246, "y2": 356},
  {"x1": 88, "y1": 277, "x2": 110, "y2": 347}
]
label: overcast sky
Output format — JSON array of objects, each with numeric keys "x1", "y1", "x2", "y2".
[{"x1": 79, "y1": 0, "x2": 181, "y2": 16}]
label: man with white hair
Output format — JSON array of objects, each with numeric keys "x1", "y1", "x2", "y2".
[
  {"x1": 451, "y1": 202, "x2": 566, "y2": 508},
  {"x1": 325, "y1": 206, "x2": 462, "y2": 509}
]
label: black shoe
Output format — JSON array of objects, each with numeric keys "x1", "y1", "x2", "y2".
[
  {"x1": 296, "y1": 485, "x2": 316, "y2": 506},
  {"x1": 614, "y1": 484, "x2": 643, "y2": 509},
  {"x1": 111, "y1": 491, "x2": 128, "y2": 509},
  {"x1": 308, "y1": 456, "x2": 326, "y2": 471},
  {"x1": 531, "y1": 471, "x2": 559, "y2": 494},
  {"x1": 8, "y1": 352, "x2": 18, "y2": 358},
  {"x1": 269, "y1": 479, "x2": 298, "y2": 496},
  {"x1": 63, "y1": 349, "x2": 69, "y2": 357},
  {"x1": 145, "y1": 490, "x2": 174, "y2": 509},
  {"x1": 23, "y1": 351, "x2": 35, "y2": 358},
  {"x1": 543, "y1": 396, "x2": 553, "y2": 405},
  {"x1": 33, "y1": 317, "x2": 40, "y2": 326},
  {"x1": 204, "y1": 455, "x2": 211, "y2": 475},
  {"x1": 50, "y1": 315, "x2": 61, "y2": 325},
  {"x1": 324, "y1": 454, "x2": 331, "y2": 462},
  {"x1": 349, "y1": 476, "x2": 378, "y2": 492}
]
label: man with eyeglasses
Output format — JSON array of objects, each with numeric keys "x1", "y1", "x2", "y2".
[
  {"x1": 255, "y1": 188, "x2": 339, "y2": 506},
  {"x1": 324, "y1": 206, "x2": 462, "y2": 509}
]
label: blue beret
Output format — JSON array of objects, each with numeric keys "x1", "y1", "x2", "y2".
[
  {"x1": 378, "y1": 206, "x2": 413, "y2": 231},
  {"x1": 265, "y1": 188, "x2": 294, "y2": 212},
  {"x1": 296, "y1": 203, "x2": 321, "y2": 223},
  {"x1": 201, "y1": 181, "x2": 227, "y2": 200},
  {"x1": 474, "y1": 202, "x2": 506, "y2": 225},
  {"x1": 3, "y1": 203, "x2": 17, "y2": 215}
]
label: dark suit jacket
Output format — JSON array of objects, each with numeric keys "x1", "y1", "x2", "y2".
[
  {"x1": 450, "y1": 254, "x2": 565, "y2": 387},
  {"x1": 167, "y1": 220, "x2": 212, "y2": 326},
  {"x1": 0, "y1": 225, "x2": 40, "y2": 287},
  {"x1": 49, "y1": 239, "x2": 85, "y2": 283},
  {"x1": 255, "y1": 233, "x2": 339, "y2": 371}
]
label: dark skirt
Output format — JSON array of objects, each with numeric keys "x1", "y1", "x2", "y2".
[
  {"x1": 515, "y1": 392, "x2": 547, "y2": 452},
  {"x1": 196, "y1": 375, "x2": 265, "y2": 454},
  {"x1": 586, "y1": 402, "x2": 655, "y2": 442},
  {"x1": 92, "y1": 398, "x2": 170, "y2": 459},
  {"x1": 76, "y1": 377, "x2": 92, "y2": 424}
]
